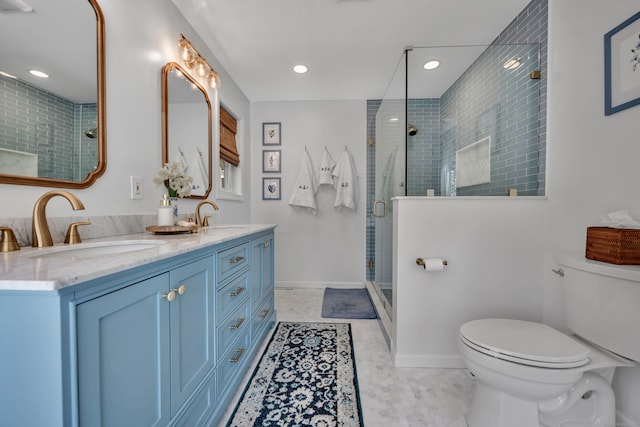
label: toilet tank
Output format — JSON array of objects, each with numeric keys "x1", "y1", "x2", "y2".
[{"x1": 555, "y1": 255, "x2": 640, "y2": 362}]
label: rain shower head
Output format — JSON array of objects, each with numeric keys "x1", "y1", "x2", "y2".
[
  {"x1": 84, "y1": 128, "x2": 98, "y2": 139},
  {"x1": 408, "y1": 124, "x2": 418, "y2": 136}
]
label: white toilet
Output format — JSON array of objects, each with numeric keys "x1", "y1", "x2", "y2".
[{"x1": 459, "y1": 255, "x2": 640, "y2": 427}]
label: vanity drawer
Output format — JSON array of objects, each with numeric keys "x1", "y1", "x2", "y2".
[
  {"x1": 217, "y1": 302, "x2": 250, "y2": 361},
  {"x1": 216, "y1": 271, "x2": 249, "y2": 321},
  {"x1": 252, "y1": 295, "x2": 274, "y2": 340},
  {"x1": 216, "y1": 330, "x2": 251, "y2": 399},
  {"x1": 216, "y1": 242, "x2": 249, "y2": 284}
]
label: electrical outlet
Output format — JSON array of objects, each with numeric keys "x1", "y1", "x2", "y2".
[{"x1": 130, "y1": 176, "x2": 143, "y2": 199}]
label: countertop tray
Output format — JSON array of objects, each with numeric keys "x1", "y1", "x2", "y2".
[{"x1": 146, "y1": 225, "x2": 199, "y2": 235}]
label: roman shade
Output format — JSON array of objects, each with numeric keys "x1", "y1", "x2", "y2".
[{"x1": 220, "y1": 106, "x2": 239, "y2": 166}]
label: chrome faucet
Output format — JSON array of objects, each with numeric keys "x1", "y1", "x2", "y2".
[
  {"x1": 195, "y1": 200, "x2": 219, "y2": 227},
  {"x1": 32, "y1": 190, "x2": 85, "y2": 247}
]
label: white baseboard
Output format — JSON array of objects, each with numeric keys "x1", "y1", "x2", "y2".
[
  {"x1": 275, "y1": 281, "x2": 365, "y2": 289},
  {"x1": 393, "y1": 353, "x2": 466, "y2": 369}
]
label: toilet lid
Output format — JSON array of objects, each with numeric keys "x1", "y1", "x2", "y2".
[{"x1": 460, "y1": 319, "x2": 591, "y2": 368}]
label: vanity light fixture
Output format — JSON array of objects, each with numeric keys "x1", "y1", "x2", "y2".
[
  {"x1": 29, "y1": 69, "x2": 49, "y2": 78},
  {"x1": 423, "y1": 60, "x2": 440, "y2": 70},
  {"x1": 177, "y1": 34, "x2": 221, "y2": 89},
  {"x1": 293, "y1": 64, "x2": 308, "y2": 74}
]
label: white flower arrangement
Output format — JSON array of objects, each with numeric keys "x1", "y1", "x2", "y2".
[{"x1": 153, "y1": 162, "x2": 193, "y2": 198}]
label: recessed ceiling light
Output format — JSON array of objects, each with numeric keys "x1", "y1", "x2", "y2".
[
  {"x1": 29, "y1": 69, "x2": 49, "y2": 78},
  {"x1": 389, "y1": 116, "x2": 399, "y2": 123},
  {"x1": 0, "y1": 71, "x2": 17, "y2": 79},
  {"x1": 423, "y1": 60, "x2": 440, "y2": 70},
  {"x1": 293, "y1": 64, "x2": 308, "y2": 74}
]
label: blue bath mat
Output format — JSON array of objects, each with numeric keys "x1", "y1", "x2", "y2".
[{"x1": 321, "y1": 287, "x2": 377, "y2": 319}]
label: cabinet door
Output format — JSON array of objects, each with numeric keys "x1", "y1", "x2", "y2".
[
  {"x1": 77, "y1": 273, "x2": 171, "y2": 427},
  {"x1": 169, "y1": 256, "x2": 215, "y2": 416},
  {"x1": 250, "y1": 234, "x2": 273, "y2": 311}
]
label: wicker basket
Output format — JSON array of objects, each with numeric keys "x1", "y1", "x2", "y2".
[{"x1": 585, "y1": 227, "x2": 640, "y2": 265}]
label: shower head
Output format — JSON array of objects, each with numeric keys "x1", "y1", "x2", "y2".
[
  {"x1": 84, "y1": 128, "x2": 98, "y2": 139},
  {"x1": 408, "y1": 124, "x2": 418, "y2": 136}
]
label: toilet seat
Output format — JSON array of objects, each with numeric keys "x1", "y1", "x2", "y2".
[{"x1": 460, "y1": 319, "x2": 591, "y2": 369}]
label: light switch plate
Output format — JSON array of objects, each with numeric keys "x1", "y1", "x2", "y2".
[{"x1": 130, "y1": 176, "x2": 143, "y2": 199}]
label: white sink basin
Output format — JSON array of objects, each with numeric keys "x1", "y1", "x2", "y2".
[{"x1": 27, "y1": 240, "x2": 167, "y2": 260}]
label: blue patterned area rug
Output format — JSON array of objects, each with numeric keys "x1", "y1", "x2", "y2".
[
  {"x1": 321, "y1": 288, "x2": 377, "y2": 319},
  {"x1": 225, "y1": 322, "x2": 364, "y2": 427}
]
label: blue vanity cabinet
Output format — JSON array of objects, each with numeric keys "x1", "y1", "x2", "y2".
[
  {"x1": 0, "y1": 227, "x2": 276, "y2": 427},
  {"x1": 76, "y1": 273, "x2": 172, "y2": 426},
  {"x1": 250, "y1": 234, "x2": 274, "y2": 337},
  {"x1": 76, "y1": 255, "x2": 215, "y2": 426}
]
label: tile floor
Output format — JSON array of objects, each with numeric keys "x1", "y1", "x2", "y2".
[{"x1": 220, "y1": 287, "x2": 474, "y2": 427}]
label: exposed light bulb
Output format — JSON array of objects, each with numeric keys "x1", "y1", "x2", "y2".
[
  {"x1": 208, "y1": 71, "x2": 220, "y2": 89},
  {"x1": 178, "y1": 40, "x2": 194, "y2": 64},
  {"x1": 195, "y1": 58, "x2": 208, "y2": 77}
]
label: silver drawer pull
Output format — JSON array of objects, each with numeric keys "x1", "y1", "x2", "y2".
[
  {"x1": 174, "y1": 284, "x2": 186, "y2": 295},
  {"x1": 229, "y1": 256, "x2": 245, "y2": 264},
  {"x1": 263, "y1": 242, "x2": 270, "y2": 248},
  {"x1": 230, "y1": 317, "x2": 245, "y2": 330},
  {"x1": 230, "y1": 347, "x2": 245, "y2": 363},
  {"x1": 260, "y1": 309, "x2": 270, "y2": 319},
  {"x1": 230, "y1": 287, "x2": 245, "y2": 297}
]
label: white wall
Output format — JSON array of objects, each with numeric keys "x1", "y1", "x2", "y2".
[
  {"x1": 545, "y1": 1, "x2": 640, "y2": 423},
  {"x1": 250, "y1": 101, "x2": 366, "y2": 287},
  {"x1": 0, "y1": 0, "x2": 251, "y2": 224},
  {"x1": 393, "y1": 197, "x2": 546, "y2": 367}
]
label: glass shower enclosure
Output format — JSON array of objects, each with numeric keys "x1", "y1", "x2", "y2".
[{"x1": 369, "y1": 44, "x2": 543, "y2": 319}]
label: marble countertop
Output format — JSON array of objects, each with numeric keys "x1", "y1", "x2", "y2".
[{"x1": 0, "y1": 224, "x2": 276, "y2": 292}]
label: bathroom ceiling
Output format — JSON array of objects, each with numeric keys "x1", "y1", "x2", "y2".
[{"x1": 171, "y1": 0, "x2": 532, "y2": 101}]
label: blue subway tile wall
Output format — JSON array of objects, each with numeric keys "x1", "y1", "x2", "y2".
[
  {"x1": 440, "y1": 43, "x2": 541, "y2": 196},
  {"x1": 407, "y1": 98, "x2": 440, "y2": 195},
  {"x1": 0, "y1": 75, "x2": 97, "y2": 181},
  {"x1": 405, "y1": 0, "x2": 547, "y2": 196},
  {"x1": 494, "y1": 0, "x2": 547, "y2": 195},
  {"x1": 366, "y1": 99, "x2": 382, "y2": 281}
]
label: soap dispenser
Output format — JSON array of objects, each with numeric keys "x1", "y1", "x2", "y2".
[{"x1": 157, "y1": 195, "x2": 173, "y2": 226}]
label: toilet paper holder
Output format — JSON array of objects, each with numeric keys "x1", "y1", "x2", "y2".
[{"x1": 416, "y1": 258, "x2": 448, "y2": 269}]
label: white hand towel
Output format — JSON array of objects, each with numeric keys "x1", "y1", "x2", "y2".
[
  {"x1": 332, "y1": 149, "x2": 358, "y2": 211},
  {"x1": 190, "y1": 151, "x2": 209, "y2": 196},
  {"x1": 175, "y1": 149, "x2": 189, "y2": 173},
  {"x1": 318, "y1": 148, "x2": 336, "y2": 185},
  {"x1": 288, "y1": 151, "x2": 319, "y2": 214}
]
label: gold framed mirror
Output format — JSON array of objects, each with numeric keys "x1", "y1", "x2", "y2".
[
  {"x1": 162, "y1": 62, "x2": 212, "y2": 199},
  {"x1": 0, "y1": 0, "x2": 106, "y2": 188}
]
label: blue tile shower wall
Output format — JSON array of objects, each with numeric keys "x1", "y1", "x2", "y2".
[
  {"x1": 405, "y1": 0, "x2": 547, "y2": 196},
  {"x1": 493, "y1": 0, "x2": 547, "y2": 195},
  {"x1": 366, "y1": 99, "x2": 382, "y2": 281},
  {"x1": 440, "y1": 43, "x2": 540, "y2": 196},
  {"x1": 0, "y1": 75, "x2": 97, "y2": 181},
  {"x1": 407, "y1": 98, "x2": 440, "y2": 195}
]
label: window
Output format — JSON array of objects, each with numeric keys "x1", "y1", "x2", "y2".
[{"x1": 218, "y1": 105, "x2": 242, "y2": 198}]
